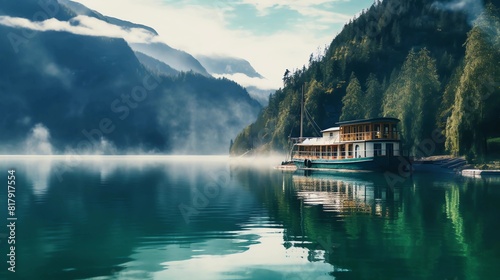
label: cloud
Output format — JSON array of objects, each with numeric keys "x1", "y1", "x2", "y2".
[
  {"x1": 239, "y1": 0, "x2": 352, "y2": 27},
  {"x1": 240, "y1": 0, "x2": 345, "y2": 15},
  {"x1": 1, "y1": 0, "x2": 365, "y2": 90},
  {"x1": 0, "y1": 15, "x2": 157, "y2": 43},
  {"x1": 73, "y1": 0, "x2": 361, "y2": 89},
  {"x1": 213, "y1": 73, "x2": 278, "y2": 90}
]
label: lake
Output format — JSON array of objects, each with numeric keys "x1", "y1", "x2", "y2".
[{"x1": 0, "y1": 156, "x2": 499, "y2": 280}]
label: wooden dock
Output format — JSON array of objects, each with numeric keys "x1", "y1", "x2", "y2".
[
  {"x1": 462, "y1": 169, "x2": 500, "y2": 178},
  {"x1": 412, "y1": 156, "x2": 467, "y2": 173}
]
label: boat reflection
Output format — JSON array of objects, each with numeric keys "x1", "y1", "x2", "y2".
[{"x1": 291, "y1": 172, "x2": 401, "y2": 217}]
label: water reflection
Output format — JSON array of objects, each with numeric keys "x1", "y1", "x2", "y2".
[
  {"x1": 292, "y1": 173, "x2": 401, "y2": 217},
  {"x1": 20, "y1": 158, "x2": 54, "y2": 199},
  {"x1": 0, "y1": 157, "x2": 499, "y2": 279},
  {"x1": 280, "y1": 172, "x2": 500, "y2": 280},
  {"x1": 0, "y1": 157, "x2": 337, "y2": 279}
]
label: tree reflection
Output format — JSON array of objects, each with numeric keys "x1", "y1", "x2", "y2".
[{"x1": 235, "y1": 169, "x2": 500, "y2": 279}]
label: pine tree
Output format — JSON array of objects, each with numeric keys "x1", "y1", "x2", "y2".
[
  {"x1": 364, "y1": 73, "x2": 383, "y2": 118},
  {"x1": 340, "y1": 73, "x2": 364, "y2": 121},
  {"x1": 382, "y1": 48, "x2": 440, "y2": 154}
]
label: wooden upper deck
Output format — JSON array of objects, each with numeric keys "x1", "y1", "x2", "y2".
[{"x1": 337, "y1": 117, "x2": 400, "y2": 142}]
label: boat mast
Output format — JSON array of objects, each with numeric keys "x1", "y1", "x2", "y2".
[{"x1": 300, "y1": 84, "x2": 304, "y2": 140}]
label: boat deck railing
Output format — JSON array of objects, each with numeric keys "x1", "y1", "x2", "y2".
[
  {"x1": 293, "y1": 149, "x2": 401, "y2": 160},
  {"x1": 340, "y1": 131, "x2": 399, "y2": 141},
  {"x1": 291, "y1": 132, "x2": 399, "y2": 144}
]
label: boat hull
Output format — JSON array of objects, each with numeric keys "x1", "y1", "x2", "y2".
[{"x1": 293, "y1": 156, "x2": 408, "y2": 172}]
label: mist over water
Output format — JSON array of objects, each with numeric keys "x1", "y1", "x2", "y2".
[
  {"x1": 24, "y1": 124, "x2": 53, "y2": 155},
  {"x1": 1, "y1": 156, "x2": 500, "y2": 279}
]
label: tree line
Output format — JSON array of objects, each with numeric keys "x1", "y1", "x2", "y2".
[{"x1": 231, "y1": 0, "x2": 500, "y2": 162}]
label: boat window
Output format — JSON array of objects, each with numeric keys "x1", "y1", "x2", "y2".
[
  {"x1": 374, "y1": 124, "x2": 380, "y2": 138},
  {"x1": 374, "y1": 143, "x2": 382, "y2": 156}
]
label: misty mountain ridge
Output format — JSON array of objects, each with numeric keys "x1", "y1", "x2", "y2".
[
  {"x1": 130, "y1": 42, "x2": 211, "y2": 76},
  {"x1": 59, "y1": 0, "x2": 270, "y2": 85},
  {"x1": 196, "y1": 55, "x2": 263, "y2": 78},
  {"x1": 0, "y1": 0, "x2": 261, "y2": 155},
  {"x1": 135, "y1": 51, "x2": 179, "y2": 77},
  {"x1": 58, "y1": 0, "x2": 159, "y2": 35},
  {"x1": 195, "y1": 55, "x2": 277, "y2": 106},
  {"x1": 56, "y1": 0, "x2": 211, "y2": 76}
]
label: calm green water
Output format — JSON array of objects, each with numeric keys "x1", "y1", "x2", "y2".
[{"x1": 0, "y1": 156, "x2": 500, "y2": 280}]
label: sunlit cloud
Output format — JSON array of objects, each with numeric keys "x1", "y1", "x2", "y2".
[
  {"x1": 73, "y1": 0, "x2": 371, "y2": 89},
  {"x1": 213, "y1": 73, "x2": 280, "y2": 90},
  {"x1": 0, "y1": 0, "x2": 371, "y2": 90},
  {"x1": 239, "y1": 0, "x2": 353, "y2": 27},
  {"x1": 239, "y1": 0, "x2": 347, "y2": 14},
  {"x1": 0, "y1": 15, "x2": 157, "y2": 43}
]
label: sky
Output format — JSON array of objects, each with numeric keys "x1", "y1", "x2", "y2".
[{"x1": 73, "y1": 0, "x2": 375, "y2": 89}]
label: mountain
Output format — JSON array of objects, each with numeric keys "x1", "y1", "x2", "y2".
[
  {"x1": 130, "y1": 42, "x2": 210, "y2": 76},
  {"x1": 196, "y1": 55, "x2": 263, "y2": 78},
  {"x1": 58, "y1": 0, "x2": 210, "y2": 76},
  {"x1": 58, "y1": 0, "x2": 159, "y2": 35},
  {"x1": 196, "y1": 55, "x2": 278, "y2": 106},
  {"x1": 0, "y1": 0, "x2": 261, "y2": 154},
  {"x1": 231, "y1": 0, "x2": 500, "y2": 160},
  {"x1": 135, "y1": 51, "x2": 179, "y2": 76},
  {"x1": 244, "y1": 86, "x2": 274, "y2": 106},
  {"x1": 196, "y1": 55, "x2": 275, "y2": 106},
  {"x1": 60, "y1": 1, "x2": 273, "y2": 104}
]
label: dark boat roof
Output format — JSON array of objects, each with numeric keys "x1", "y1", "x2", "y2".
[{"x1": 336, "y1": 117, "x2": 400, "y2": 126}]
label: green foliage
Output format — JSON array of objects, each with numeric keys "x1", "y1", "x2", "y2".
[
  {"x1": 340, "y1": 73, "x2": 364, "y2": 121},
  {"x1": 383, "y1": 48, "x2": 441, "y2": 154},
  {"x1": 438, "y1": 62, "x2": 463, "y2": 131},
  {"x1": 487, "y1": 138, "x2": 500, "y2": 157},
  {"x1": 445, "y1": 4, "x2": 500, "y2": 160},
  {"x1": 364, "y1": 73, "x2": 383, "y2": 119},
  {"x1": 231, "y1": 0, "x2": 500, "y2": 156}
]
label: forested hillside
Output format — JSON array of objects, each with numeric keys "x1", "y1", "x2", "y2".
[{"x1": 231, "y1": 0, "x2": 500, "y2": 161}]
